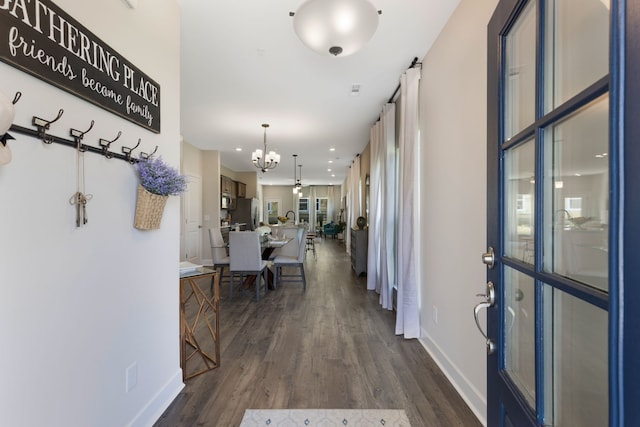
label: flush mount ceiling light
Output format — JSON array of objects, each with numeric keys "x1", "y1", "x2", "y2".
[
  {"x1": 291, "y1": 0, "x2": 380, "y2": 57},
  {"x1": 252, "y1": 123, "x2": 280, "y2": 173}
]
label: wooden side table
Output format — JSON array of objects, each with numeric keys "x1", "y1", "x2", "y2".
[{"x1": 179, "y1": 267, "x2": 220, "y2": 380}]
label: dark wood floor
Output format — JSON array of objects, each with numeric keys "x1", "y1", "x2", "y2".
[{"x1": 156, "y1": 237, "x2": 482, "y2": 427}]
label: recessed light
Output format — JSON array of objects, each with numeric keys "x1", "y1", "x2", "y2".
[
  {"x1": 575, "y1": 173, "x2": 581, "y2": 177},
  {"x1": 329, "y1": 148, "x2": 335, "y2": 152},
  {"x1": 331, "y1": 174, "x2": 335, "y2": 177},
  {"x1": 235, "y1": 147, "x2": 242, "y2": 152},
  {"x1": 327, "y1": 168, "x2": 332, "y2": 172},
  {"x1": 328, "y1": 160, "x2": 333, "y2": 164}
]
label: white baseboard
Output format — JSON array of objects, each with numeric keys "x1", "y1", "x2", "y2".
[
  {"x1": 127, "y1": 368, "x2": 184, "y2": 427},
  {"x1": 419, "y1": 330, "x2": 487, "y2": 426}
]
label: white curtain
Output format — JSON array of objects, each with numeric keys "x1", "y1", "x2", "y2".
[
  {"x1": 367, "y1": 103, "x2": 396, "y2": 311},
  {"x1": 309, "y1": 185, "x2": 317, "y2": 227},
  {"x1": 396, "y1": 67, "x2": 421, "y2": 338},
  {"x1": 328, "y1": 185, "x2": 336, "y2": 222}
]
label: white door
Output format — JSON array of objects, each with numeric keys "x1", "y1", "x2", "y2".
[{"x1": 183, "y1": 174, "x2": 202, "y2": 263}]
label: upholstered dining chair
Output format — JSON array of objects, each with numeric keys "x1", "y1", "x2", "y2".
[
  {"x1": 208, "y1": 228, "x2": 230, "y2": 293},
  {"x1": 228, "y1": 231, "x2": 269, "y2": 301},
  {"x1": 268, "y1": 226, "x2": 300, "y2": 260},
  {"x1": 273, "y1": 227, "x2": 307, "y2": 290}
]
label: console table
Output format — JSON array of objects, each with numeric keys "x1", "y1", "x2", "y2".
[
  {"x1": 350, "y1": 228, "x2": 368, "y2": 276},
  {"x1": 179, "y1": 267, "x2": 220, "y2": 380}
]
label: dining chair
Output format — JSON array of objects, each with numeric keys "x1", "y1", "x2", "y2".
[
  {"x1": 208, "y1": 228, "x2": 230, "y2": 293},
  {"x1": 228, "y1": 231, "x2": 269, "y2": 301},
  {"x1": 268, "y1": 226, "x2": 300, "y2": 260},
  {"x1": 273, "y1": 227, "x2": 307, "y2": 290}
]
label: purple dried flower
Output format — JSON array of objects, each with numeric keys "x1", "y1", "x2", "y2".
[{"x1": 135, "y1": 157, "x2": 188, "y2": 196}]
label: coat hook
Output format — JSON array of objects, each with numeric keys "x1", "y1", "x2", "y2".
[
  {"x1": 122, "y1": 138, "x2": 141, "y2": 163},
  {"x1": 139, "y1": 145, "x2": 158, "y2": 160},
  {"x1": 33, "y1": 109, "x2": 64, "y2": 144},
  {"x1": 70, "y1": 120, "x2": 94, "y2": 153},
  {"x1": 99, "y1": 131, "x2": 122, "y2": 159},
  {"x1": 70, "y1": 120, "x2": 94, "y2": 140},
  {"x1": 33, "y1": 108, "x2": 64, "y2": 129},
  {"x1": 12, "y1": 92, "x2": 21, "y2": 104}
]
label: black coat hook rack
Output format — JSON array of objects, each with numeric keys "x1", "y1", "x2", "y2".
[{"x1": 5, "y1": 104, "x2": 160, "y2": 164}]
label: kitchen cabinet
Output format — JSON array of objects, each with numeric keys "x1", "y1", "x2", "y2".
[
  {"x1": 221, "y1": 175, "x2": 234, "y2": 194},
  {"x1": 237, "y1": 182, "x2": 246, "y2": 198}
]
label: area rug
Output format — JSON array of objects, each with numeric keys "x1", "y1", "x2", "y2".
[{"x1": 240, "y1": 409, "x2": 411, "y2": 426}]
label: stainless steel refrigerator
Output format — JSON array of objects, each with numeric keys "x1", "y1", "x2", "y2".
[{"x1": 233, "y1": 198, "x2": 259, "y2": 230}]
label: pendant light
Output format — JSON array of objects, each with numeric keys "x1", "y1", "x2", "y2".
[{"x1": 292, "y1": 154, "x2": 299, "y2": 194}]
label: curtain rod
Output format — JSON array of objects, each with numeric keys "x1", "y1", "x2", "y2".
[{"x1": 387, "y1": 56, "x2": 421, "y2": 104}]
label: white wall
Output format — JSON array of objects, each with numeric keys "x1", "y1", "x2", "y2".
[
  {"x1": 418, "y1": 0, "x2": 498, "y2": 425},
  {"x1": 0, "y1": 1, "x2": 182, "y2": 426}
]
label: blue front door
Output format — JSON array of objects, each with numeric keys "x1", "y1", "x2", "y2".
[{"x1": 483, "y1": 0, "x2": 639, "y2": 425}]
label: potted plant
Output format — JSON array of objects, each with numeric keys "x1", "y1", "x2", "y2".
[
  {"x1": 134, "y1": 156, "x2": 188, "y2": 230},
  {"x1": 336, "y1": 221, "x2": 346, "y2": 240}
]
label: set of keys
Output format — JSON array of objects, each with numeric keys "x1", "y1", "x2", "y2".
[{"x1": 69, "y1": 191, "x2": 92, "y2": 227}]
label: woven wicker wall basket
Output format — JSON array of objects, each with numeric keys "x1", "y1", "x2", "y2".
[{"x1": 134, "y1": 185, "x2": 168, "y2": 230}]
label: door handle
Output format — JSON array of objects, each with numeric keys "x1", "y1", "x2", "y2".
[{"x1": 473, "y1": 281, "x2": 496, "y2": 355}]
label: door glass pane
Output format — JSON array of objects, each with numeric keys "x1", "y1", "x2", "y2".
[
  {"x1": 544, "y1": 0, "x2": 609, "y2": 111},
  {"x1": 504, "y1": 0, "x2": 536, "y2": 139},
  {"x1": 505, "y1": 140, "x2": 535, "y2": 263},
  {"x1": 504, "y1": 267, "x2": 536, "y2": 408},
  {"x1": 543, "y1": 285, "x2": 608, "y2": 426},
  {"x1": 543, "y1": 95, "x2": 609, "y2": 291}
]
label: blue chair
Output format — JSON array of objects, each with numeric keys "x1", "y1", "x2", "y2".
[{"x1": 323, "y1": 222, "x2": 338, "y2": 239}]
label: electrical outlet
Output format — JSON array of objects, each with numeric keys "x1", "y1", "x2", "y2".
[
  {"x1": 432, "y1": 305, "x2": 439, "y2": 324},
  {"x1": 126, "y1": 362, "x2": 138, "y2": 392}
]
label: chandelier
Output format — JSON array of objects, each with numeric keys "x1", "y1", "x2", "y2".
[
  {"x1": 291, "y1": 0, "x2": 380, "y2": 57},
  {"x1": 252, "y1": 123, "x2": 280, "y2": 172}
]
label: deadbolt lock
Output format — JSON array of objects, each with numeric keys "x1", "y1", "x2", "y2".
[{"x1": 482, "y1": 246, "x2": 495, "y2": 269}]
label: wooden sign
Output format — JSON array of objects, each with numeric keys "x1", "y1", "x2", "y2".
[{"x1": 0, "y1": 0, "x2": 161, "y2": 133}]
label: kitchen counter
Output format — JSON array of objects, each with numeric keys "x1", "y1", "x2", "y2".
[{"x1": 220, "y1": 223, "x2": 247, "y2": 229}]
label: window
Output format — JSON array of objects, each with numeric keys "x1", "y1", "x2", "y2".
[
  {"x1": 315, "y1": 197, "x2": 328, "y2": 225},
  {"x1": 266, "y1": 199, "x2": 280, "y2": 224},
  {"x1": 298, "y1": 198, "x2": 309, "y2": 223}
]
